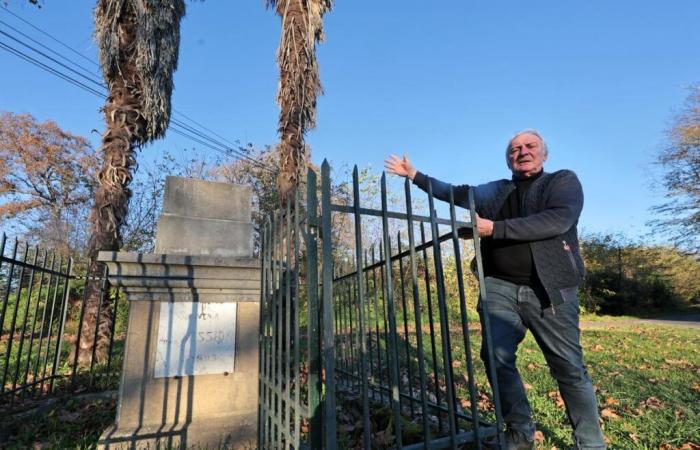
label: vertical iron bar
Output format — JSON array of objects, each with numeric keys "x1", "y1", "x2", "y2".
[
  {"x1": 71, "y1": 260, "x2": 92, "y2": 385},
  {"x1": 39, "y1": 254, "x2": 63, "y2": 396},
  {"x1": 346, "y1": 279, "x2": 355, "y2": 383},
  {"x1": 0, "y1": 238, "x2": 17, "y2": 338},
  {"x1": 259, "y1": 217, "x2": 266, "y2": 449},
  {"x1": 420, "y1": 222, "x2": 442, "y2": 431},
  {"x1": 404, "y1": 179, "x2": 431, "y2": 447},
  {"x1": 320, "y1": 160, "x2": 337, "y2": 449},
  {"x1": 275, "y1": 209, "x2": 283, "y2": 447},
  {"x1": 365, "y1": 250, "x2": 376, "y2": 387},
  {"x1": 257, "y1": 221, "x2": 267, "y2": 450},
  {"x1": 448, "y1": 188, "x2": 482, "y2": 448},
  {"x1": 468, "y1": 190, "x2": 506, "y2": 447},
  {"x1": 306, "y1": 167, "x2": 322, "y2": 450},
  {"x1": 22, "y1": 249, "x2": 49, "y2": 390},
  {"x1": 106, "y1": 286, "x2": 121, "y2": 373},
  {"x1": 380, "y1": 172, "x2": 403, "y2": 447},
  {"x1": 89, "y1": 265, "x2": 109, "y2": 385},
  {"x1": 48, "y1": 257, "x2": 73, "y2": 394},
  {"x1": 427, "y1": 181, "x2": 458, "y2": 448},
  {"x1": 264, "y1": 218, "x2": 274, "y2": 449},
  {"x1": 370, "y1": 246, "x2": 383, "y2": 401},
  {"x1": 378, "y1": 244, "x2": 391, "y2": 398},
  {"x1": 11, "y1": 245, "x2": 40, "y2": 400},
  {"x1": 32, "y1": 252, "x2": 56, "y2": 396},
  {"x1": 1, "y1": 242, "x2": 30, "y2": 395},
  {"x1": 293, "y1": 190, "x2": 302, "y2": 448},
  {"x1": 338, "y1": 276, "x2": 347, "y2": 376},
  {"x1": 285, "y1": 196, "x2": 293, "y2": 441},
  {"x1": 397, "y1": 231, "x2": 415, "y2": 418},
  {"x1": 333, "y1": 271, "x2": 341, "y2": 376}
]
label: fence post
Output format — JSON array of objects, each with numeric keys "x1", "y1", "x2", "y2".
[
  {"x1": 380, "y1": 173, "x2": 403, "y2": 447},
  {"x1": 306, "y1": 167, "x2": 323, "y2": 450},
  {"x1": 352, "y1": 166, "x2": 371, "y2": 449},
  {"x1": 320, "y1": 160, "x2": 337, "y2": 449},
  {"x1": 426, "y1": 181, "x2": 458, "y2": 449},
  {"x1": 468, "y1": 189, "x2": 506, "y2": 448},
  {"x1": 49, "y1": 257, "x2": 73, "y2": 394}
]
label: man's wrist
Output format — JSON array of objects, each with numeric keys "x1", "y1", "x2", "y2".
[
  {"x1": 492, "y1": 221, "x2": 506, "y2": 239},
  {"x1": 408, "y1": 168, "x2": 417, "y2": 180}
]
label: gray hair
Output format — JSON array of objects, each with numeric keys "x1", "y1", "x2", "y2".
[{"x1": 505, "y1": 129, "x2": 549, "y2": 167}]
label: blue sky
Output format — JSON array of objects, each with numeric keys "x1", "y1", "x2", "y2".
[{"x1": 1, "y1": 0, "x2": 698, "y2": 240}]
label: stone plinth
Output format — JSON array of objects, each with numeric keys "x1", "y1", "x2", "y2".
[
  {"x1": 98, "y1": 177, "x2": 260, "y2": 450},
  {"x1": 155, "y1": 177, "x2": 253, "y2": 257}
]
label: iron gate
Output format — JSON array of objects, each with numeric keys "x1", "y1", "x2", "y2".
[{"x1": 259, "y1": 161, "x2": 505, "y2": 449}]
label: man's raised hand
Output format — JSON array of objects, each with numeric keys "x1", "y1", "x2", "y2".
[{"x1": 384, "y1": 153, "x2": 417, "y2": 180}]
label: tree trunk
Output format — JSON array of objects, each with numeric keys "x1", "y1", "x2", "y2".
[
  {"x1": 81, "y1": 1, "x2": 144, "y2": 366},
  {"x1": 275, "y1": 0, "x2": 315, "y2": 199}
]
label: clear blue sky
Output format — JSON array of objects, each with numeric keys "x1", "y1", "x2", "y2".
[{"x1": 1, "y1": 0, "x2": 698, "y2": 240}]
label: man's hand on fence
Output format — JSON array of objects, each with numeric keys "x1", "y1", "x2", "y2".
[
  {"x1": 458, "y1": 214, "x2": 494, "y2": 239},
  {"x1": 384, "y1": 153, "x2": 417, "y2": 180},
  {"x1": 476, "y1": 213, "x2": 494, "y2": 237}
]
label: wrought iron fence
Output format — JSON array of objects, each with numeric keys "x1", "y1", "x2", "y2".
[
  {"x1": 0, "y1": 234, "x2": 126, "y2": 412},
  {"x1": 259, "y1": 161, "x2": 506, "y2": 449}
]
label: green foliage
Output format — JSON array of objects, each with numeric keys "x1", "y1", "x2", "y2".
[{"x1": 579, "y1": 233, "x2": 700, "y2": 314}]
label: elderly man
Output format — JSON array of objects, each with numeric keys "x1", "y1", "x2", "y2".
[{"x1": 385, "y1": 130, "x2": 606, "y2": 450}]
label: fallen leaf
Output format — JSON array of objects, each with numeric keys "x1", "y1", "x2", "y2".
[
  {"x1": 605, "y1": 397, "x2": 619, "y2": 406},
  {"x1": 534, "y1": 430, "x2": 544, "y2": 442},
  {"x1": 679, "y1": 443, "x2": 700, "y2": 450},
  {"x1": 547, "y1": 391, "x2": 565, "y2": 409},
  {"x1": 640, "y1": 396, "x2": 665, "y2": 410},
  {"x1": 600, "y1": 407, "x2": 620, "y2": 420}
]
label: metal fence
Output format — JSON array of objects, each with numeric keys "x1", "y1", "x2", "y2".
[
  {"x1": 0, "y1": 234, "x2": 126, "y2": 412},
  {"x1": 258, "y1": 161, "x2": 505, "y2": 449}
]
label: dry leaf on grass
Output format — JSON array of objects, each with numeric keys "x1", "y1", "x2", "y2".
[
  {"x1": 639, "y1": 396, "x2": 665, "y2": 410},
  {"x1": 600, "y1": 407, "x2": 620, "y2": 420},
  {"x1": 534, "y1": 430, "x2": 545, "y2": 442},
  {"x1": 547, "y1": 391, "x2": 565, "y2": 409}
]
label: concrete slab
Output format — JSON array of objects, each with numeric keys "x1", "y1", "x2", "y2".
[
  {"x1": 162, "y1": 176, "x2": 252, "y2": 222},
  {"x1": 155, "y1": 216, "x2": 253, "y2": 257}
]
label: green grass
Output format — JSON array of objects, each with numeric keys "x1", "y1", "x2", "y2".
[
  {"x1": 500, "y1": 324, "x2": 700, "y2": 449},
  {"x1": 3, "y1": 322, "x2": 698, "y2": 449}
]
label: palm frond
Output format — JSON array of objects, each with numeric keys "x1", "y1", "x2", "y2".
[{"x1": 94, "y1": 0, "x2": 185, "y2": 141}]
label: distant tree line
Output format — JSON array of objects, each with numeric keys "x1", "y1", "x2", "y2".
[{"x1": 579, "y1": 233, "x2": 700, "y2": 314}]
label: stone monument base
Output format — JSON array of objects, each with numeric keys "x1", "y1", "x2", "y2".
[
  {"x1": 98, "y1": 413, "x2": 256, "y2": 450},
  {"x1": 96, "y1": 253, "x2": 260, "y2": 450}
]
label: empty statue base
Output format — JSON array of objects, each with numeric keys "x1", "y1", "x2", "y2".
[
  {"x1": 99, "y1": 412, "x2": 256, "y2": 449},
  {"x1": 96, "y1": 253, "x2": 260, "y2": 450}
]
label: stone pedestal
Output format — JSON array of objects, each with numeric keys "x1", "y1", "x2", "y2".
[{"x1": 98, "y1": 177, "x2": 260, "y2": 450}]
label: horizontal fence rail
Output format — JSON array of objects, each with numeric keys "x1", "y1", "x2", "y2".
[
  {"x1": 0, "y1": 234, "x2": 127, "y2": 413},
  {"x1": 259, "y1": 161, "x2": 505, "y2": 450}
]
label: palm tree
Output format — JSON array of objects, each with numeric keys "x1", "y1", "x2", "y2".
[
  {"x1": 79, "y1": 0, "x2": 185, "y2": 364},
  {"x1": 267, "y1": 0, "x2": 334, "y2": 198}
]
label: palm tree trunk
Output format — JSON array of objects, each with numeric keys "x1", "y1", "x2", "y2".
[
  {"x1": 81, "y1": 1, "x2": 144, "y2": 366},
  {"x1": 273, "y1": 0, "x2": 331, "y2": 199}
]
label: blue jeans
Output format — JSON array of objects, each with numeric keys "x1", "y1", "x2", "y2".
[{"x1": 479, "y1": 277, "x2": 606, "y2": 450}]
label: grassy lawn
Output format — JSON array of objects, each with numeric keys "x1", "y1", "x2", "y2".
[
  {"x1": 2, "y1": 323, "x2": 698, "y2": 449},
  {"x1": 517, "y1": 324, "x2": 700, "y2": 449}
]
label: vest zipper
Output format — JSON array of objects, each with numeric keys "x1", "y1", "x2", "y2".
[{"x1": 563, "y1": 240, "x2": 578, "y2": 274}]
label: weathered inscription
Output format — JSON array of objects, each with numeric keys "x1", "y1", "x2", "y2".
[{"x1": 154, "y1": 302, "x2": 237, "y2": 378}]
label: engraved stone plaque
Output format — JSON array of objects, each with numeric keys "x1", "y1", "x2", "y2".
[{"x1": 155, "y1": 302, "x2": 237, "y2": 378}]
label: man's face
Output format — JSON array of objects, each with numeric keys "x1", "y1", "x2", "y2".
[{"x1": 507, "y1": 133, "x2": 547, "y2": 178}]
